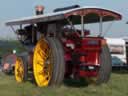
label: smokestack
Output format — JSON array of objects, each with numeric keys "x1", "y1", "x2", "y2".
[{"x1": 35, "y1": 5, "x2": 44, "y2": 15}]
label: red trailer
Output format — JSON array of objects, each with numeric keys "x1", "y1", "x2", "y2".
[{"x1": 6, "y1": 5, "x2": 122, "y2": 87}]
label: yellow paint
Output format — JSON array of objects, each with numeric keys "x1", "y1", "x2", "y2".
[
  {"x1": 15, "y1": 57, "x2": 24, "y2": 83},
  {"x1": 33, "y1": 37, "x2": 53, "y2": 87}
]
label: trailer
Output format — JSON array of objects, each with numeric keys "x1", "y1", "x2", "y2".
[
  {"x1": 5, "y1": 5, "x2": 122, "y2": 87},
  {"x1": 106, "y1": 38, "x2": 128, "y2": 68}
]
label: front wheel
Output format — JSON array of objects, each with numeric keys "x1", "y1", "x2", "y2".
[
  {"x1": 15, "y1": 56, "x2": 28, "y2": 83},
  {"x1": 33, "y1": 37, "x2": 65, "y2": 87}
]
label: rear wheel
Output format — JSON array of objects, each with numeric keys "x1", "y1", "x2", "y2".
[
  {"x1": 96, "y1": 44, "x2": 112, "y2": 84},
  {"x1": 15, "y1": 56, "x2": 28, "y2": 83},
  {"x1": 87, "y1": 44, "x2": 112, "y2": 84},
  {"x1": 33, "y1": 37, "x2": 65, "y2": 87}
]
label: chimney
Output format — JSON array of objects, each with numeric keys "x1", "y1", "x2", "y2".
[{"x1": 35, "y1": 5, "x2": 44, "y2": 15}]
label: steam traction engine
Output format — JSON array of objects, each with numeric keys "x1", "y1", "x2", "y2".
[{"x1": 5, "y1": 5, "x2": 122, "y2": 87}]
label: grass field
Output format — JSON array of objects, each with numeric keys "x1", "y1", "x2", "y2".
[
  {"x1": 0, "y1": 41, "x2": 128, "y2": 96},
  {"x1": 0, "y1": 71, "x2": 128, "y2": 96}
]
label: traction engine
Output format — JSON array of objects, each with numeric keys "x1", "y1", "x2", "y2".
[{"x1": 5, "y1": 5, "x2": 122, "y2": 87}]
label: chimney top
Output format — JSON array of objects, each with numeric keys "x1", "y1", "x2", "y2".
[{"x1": 35, "y1": 5, "x2": 45, "y2": 15}]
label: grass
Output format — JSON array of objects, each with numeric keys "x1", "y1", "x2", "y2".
[
  {"x1": 0, "y1": 41, "x2": 128, "y2": 96},
  {"x1": 0, "y1": 72, "x2": 128, "y2": 96}
]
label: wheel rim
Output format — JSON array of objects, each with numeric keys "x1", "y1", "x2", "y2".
[
  {"x1": 15, "y1": 57, "x2": 24, "y2": 83},
  {"x1": 33, "y1": 37, "x2": 53, "y2": 87}
]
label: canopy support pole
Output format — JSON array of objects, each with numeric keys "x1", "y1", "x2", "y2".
[
  {"x1": 20, "y1": 24, "x2": 22, "y2": 29},
  {"x1": 10, "y1": 26, "x2": 16, "y2": 33},
  {"x1": 99, "y1": 16, "x2": 103, "y2": 37},
  {"x1": 81, "y1": 15, "x2": 84, "y2": 37},
  {"x1": 32, "y1": 25, "x2": 37, "y2": 45},
  {"x1": 66, "y1": 18, "x2": 76, "y2": 32}
]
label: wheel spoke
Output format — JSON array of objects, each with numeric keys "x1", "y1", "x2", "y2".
[{"x1": 37, "y1": 60, "x2": 44, "y2": 66}]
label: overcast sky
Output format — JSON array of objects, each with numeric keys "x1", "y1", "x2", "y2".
[{"x1": 0, "y1": 0, "x2": 128, "y2": 39}]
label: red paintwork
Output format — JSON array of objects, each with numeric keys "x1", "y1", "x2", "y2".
[
  {"x1": 79, "y1": 70, "x2": 98, "y2": 77},
  {"x1": 64, "y1": 8, "x2": 122, "y2": 20},
  {"x1": 3, "y1": 54, "x2": 17, "y2": 66},
  {"x1": 2, "y1": 54, "x2": 17, "y2": 72},
  {"x1": 62, "y1": 31, "x2": 104, "y2": 78}
]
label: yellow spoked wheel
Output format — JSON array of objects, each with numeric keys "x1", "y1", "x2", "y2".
[
  {"x1": 15, "y1": 57, "x2": 24, "y2": 83},
  {"x1": 33, "y1": 37, "x2": 65, "y2": 87},
  {"x1": 33, "y1": 37, "x2": 53, "y2": 87}
]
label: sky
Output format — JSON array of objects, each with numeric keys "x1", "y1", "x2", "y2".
[{"x1": 0, "y1": 0, "x2": 128, "y2": 39}]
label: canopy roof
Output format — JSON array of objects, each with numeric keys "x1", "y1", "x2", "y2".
[{"x1": 6, "y1": 6, "x2": 122, "y2": 26}]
